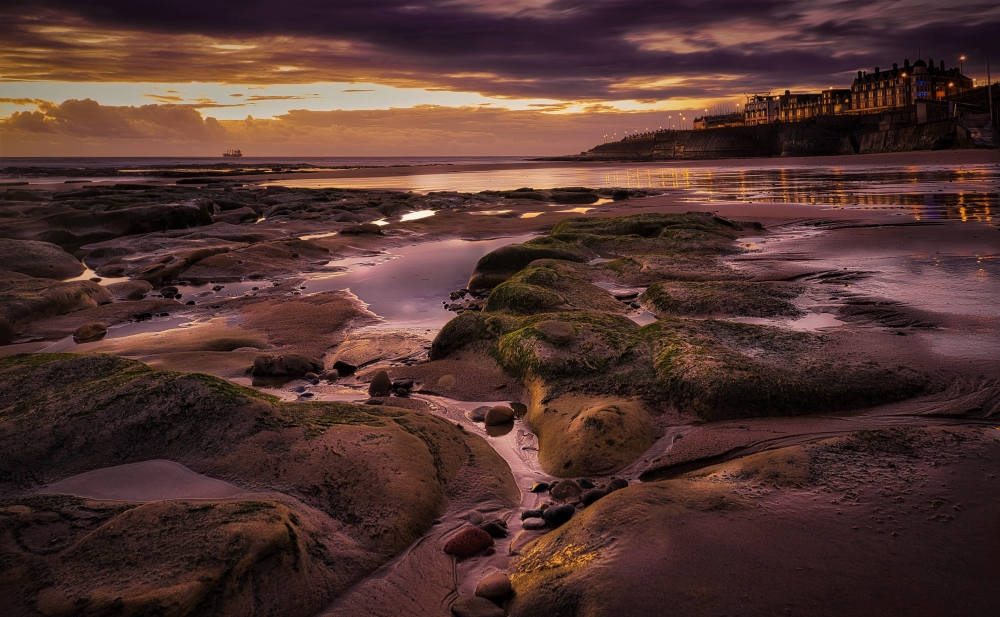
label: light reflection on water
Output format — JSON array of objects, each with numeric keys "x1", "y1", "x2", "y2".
[{"x1": 268, "y1": 163, "x2": 999, "y2": 224}]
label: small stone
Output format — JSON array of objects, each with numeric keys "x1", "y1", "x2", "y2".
[
  {"x1": 443, "y1": 526, "x2": 494, "y2": 558},
  {"x1": 332, "y1": 360, "x2": 356, "y2": 376},
  {"x1": 395, "y1": 388, "x2": 410, "y2": 397},
  {"x1": 468, "y1": 510, "x2": 484, "y2": 525},
  {"x1": 451, "y1": 596, "x2": 504, "y2": 617},
  {"x1": 530, "y1": 482, "x2": 549, "y2": 493},
  {"x1": 578, "y1": 478, "x2": 595, "y2": 489},
  {"x1": 437, "y1": 374, "x2": 456, "y2": 388},
  {"x1": 480, "y1": 520, "x2": 508, "y2": 538},
  {"x1": 542, "y1": 504, "x2": 575, "y2": 527},
  {"x1": 484, "y1": 405, "x2": 515, "y2": 426},
  {"x1": 293, "y1": 385, "x2": 306, "y2": 393},
  {"x1": 304, "y1": 372, "x2": 318, "y2": 379},
  {"x1": 535, "y1": 320, "x2": 576, "y2": 344},
  {"x1": 549, "y1": 479, "x2": 582, "y2": 500},
  {"x1": 391, "y1": 379, "x2": 414, "y2": 390},
  {"x1": 368, "y1": 370, "x2": 393, "y2": 396},
  {"x1": 581, "y1": 488, "x2": 608, "y2": 506},
  {"x1": 467, "y1": 406, "x2": 490, "y2": 422},
  {"x1": 606, "y1": 478, "x2": 629, "y2": 493},
  {"x1": 522, "y1": 517, "x2": 547, "y2": 530},
  {"x1": 475, "y1": 572, "x2": 512, "y2": 601},
  {"x1": 322, "y1": 369, "x2": 340, "y2": 382},
  {"x1": 520, "y1": 509, "x2": 543, "y2": 520},
  {"x1": 72, "y1": 323, "x2": 107, "y2": 343},
  {"x1": 212, "y1": 285, "x2": 224, "y2": 291},
  {"x1": 299, "y1": 392, "x2": 314, "y2": 398},
  {"x1": 363, "y1": 399, "x2": 383, "y2": 406},
  {"x1": 185, "y1": 300, "x2": 195, "y2": 305}
]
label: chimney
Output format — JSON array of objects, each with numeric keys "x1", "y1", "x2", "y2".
[
  {"x1": 875, "y1": 67, "x2": 880, "y2": 74},
  {"x1": 893, "y1": 63, "x2": 898, "y2": 71},
  {"x1": 858, "y1": 70, "x2": 863, "y2": 79},
  {"x1": 928, "y1": 58, "x2": 933, "y2": 70},
  {"x1": 785, "y1": 90, "x2": 790, "y2": 96},
  {"x1": 940, "y1": 60, "x2": 945, "y2": 70}
]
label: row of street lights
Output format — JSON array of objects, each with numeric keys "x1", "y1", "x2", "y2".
[{"x1": 603, "y1": 115, "x2": 690, "y2": 142}]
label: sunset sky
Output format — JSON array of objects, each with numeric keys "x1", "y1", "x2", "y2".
[{"x1": 2, "y1": 0, "x2": 997, "y2": 156}]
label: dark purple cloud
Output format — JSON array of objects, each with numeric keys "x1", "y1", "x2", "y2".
[{"x1": 2, "y1": 1, "x2": 997, "y2": 100}]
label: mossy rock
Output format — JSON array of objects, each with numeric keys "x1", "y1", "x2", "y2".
[
  {"x1": 645, "y1": 319, "x2": 928, "y2": 420},
  {"x1": 549, "y1": 212, "x2": 749, "y2": 257},
  {"x1": 641, "y1": 280, "x2": 802, "y2": 318},
  {"x1": 484, "y1": 267, "x2": 624, "y2": 315},
  {"x1": 467, "y1": 238, "x2": 596, "y2": 290}
]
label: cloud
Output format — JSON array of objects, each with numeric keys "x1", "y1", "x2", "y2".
[
  {"x1": 0, "y1": 1, "x2": 996, "y2": 102},
  {"x1": 244, "y1": 94, "x2": 319, "y2": 101},
  {"x1": 0, "y1": 98, "x2": 692, "y2": 156},
  {"x1": 143, "y1": 94, "x2": 185, "y2": 103},
  {"x1": 342, "y1": 89, "x2": 374, "y2": 93}
]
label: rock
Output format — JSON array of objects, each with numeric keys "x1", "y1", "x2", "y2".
[
  {"x1": 340, "y1": 223, "x2": 385, "y2": 236},
  {"x1": 510, "y1": 402, "x2": 528, "y2": 417},
  {"x1": 522, "y1": 517, "x2": 547, "y2": 530},
  {"x1": 578, "y1": 478, "x2": 596, "y2": 489},
  {"x1": 468, "y1": 510, "x2": 484, "y2": 525},
  {"x1": 580, "y1": 488, "x2": 608, "y2": 506},
  {"x1": 467, "y1": 240, "x2": 594, "y2": 290},
  {"x1": 541, "y1": 504, "x2": 575, "y2": 527},
  {"x1": 72, "y1": 323, "x2": 107, "y2": 343},
  {"x1": 395, "y1": 388, "x2": 410, "y2": 397},
  {"x1": 475, "y1": 572, "x2": 513, "y2": 601},
  {"x1": 549, "y1": 479, "x2": 582, "y2": 500},
  {"x1": 0, "y1": 239, "x2": 85, "y2": 279},
  {"x1": 606, "y1": 478, "x2": 629, "y2": 493},
  {"x1": 443, "y1": 526, "x2": 494, "y2": 558},
  {"x1": 107, "y1": 280, "x2": 153, "y2": 300},
  {"x1": 451, "y1": 596, "x2": 505, "y2": 617},
  {"x1": 391, "y1": 379, "x2": 414, "y2": 390},
  {"x1": 530, "y1": 482, "x2": 549, "y2": 493},
  {"x1": 480, "y1": 519, "x2": 508, "y2": 538},
  {"x1": 467, "y1": 406, "x2": 490, "y2": 422},
  {"x1": 363, "y1": 399, "x2": 383, "y2": 405},
  {"x1": 293, "y1": 385, "x2": 306, "y2": 393},
  {"x1": 251, "y1": 354, "x2": 323, "y2": 378},
  {"x1": 332, "y1": 360, "x2": 356, "y2": 376},
  {"x1": 521, "y1": 508, "x2": 543, "y2": 520},
  {"x1": 304, "y1": 372, "x2": 318, "y2": 380},
  {"x1": 368, "y1": 370, "x2": 393, "y2": 396},
  {"x1": 484, "y1": 405, "x2": 515, "y2": 426},
  {"x1": 437, "y1": 374, "x2": 457, "y2": 388},
  {"x1": 535, "y1": 320, "x2": 576, "y2": 345}
]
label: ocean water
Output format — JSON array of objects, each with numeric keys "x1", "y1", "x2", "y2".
[{"x1": 0, "y1": 156, "x2": 531, "y2": 170}]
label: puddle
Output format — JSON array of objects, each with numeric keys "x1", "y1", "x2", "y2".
[
  {"x1": 299, "y1": 231, "x2": 338, "y2": 240},
  {"x1": 400, "y1": 209, "x2": 435, "y2": 222},
  {"x1": 38, "y1": 459, "x2": 249, "y2": 501},
  {"x1": 629, "y1": 310, "x2": 658, "y2": 326},
  {"x1": 555, "y1": 207, "x2": 595, "y2": 214},
  {"x1": 62, "y1": 266, "x2": 130, "y2": 286},
  {"x1": 729, "y1": 312, "x2": 845, "y2": 332},
  {"x1": 520, "y1": 212, "x2": 543, "y2": 218},
  {"x1": 468, "y1": 210, "x2": 513, "y2": 216},
  {"x1": 39, "y1": 316, "x2": 199, "y2": 352},
  {"x1": 298, "y1": 234, "x2": 537, "y2": 329}
]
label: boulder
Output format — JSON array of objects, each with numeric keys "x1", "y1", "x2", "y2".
[
  {"x1": 522, "y1": 517, "x2": 547, "y2": 530},
  {"x1": 332, "y1": 360, "x2": 357, "y2": 376},
  {"x1": 466, "y1": 240, "x2": 594, "y2": 290},
  {"x1": 0, "y1": 239, "x2": 85, "y2": 280},
  {"x1": 251, "y1": 354, "x2": 323, "y2": 378},
  {"x1": 475, "y1": 572, "x2": 513, "y2": 601},
  {"x1": 107, "y1": 280, "x2": 153, "y2": 300},
  {"x1": 368, "y1": 370, "x2": 393, "y2": 396},
  {"x1": 467, "y1": 406, "x2": 491, "y2": 422},
  {"x1": 484, "y1": 405, "x2": 515, "y2": 426},
  {"x1": 451, "y1": 596, "x2": 505, "y2": 617},
  {"x1": 580, "y1": 488, "x2": 608, "y2": 506},
  {"x1": 443, "y1": 526, "x2": 494, "y2": 559},
  {"x1": 541, "y1": 504, "x2": 576, "y2": 527},
  {"x1": 606, "y1": 478, "x2": 629, "y2": 493},
  {"x1": 73, "y1": 323, "x2": 107, "y2": 343},
  {"x1": 549, "y1": 479, "x2": 582, "y2": 500}
]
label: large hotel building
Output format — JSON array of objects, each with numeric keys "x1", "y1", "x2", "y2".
[{"x1": 704, "y1": 57, "x2": 974, "y2": 128}]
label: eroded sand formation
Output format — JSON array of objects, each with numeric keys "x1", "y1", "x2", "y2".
[{"x1": 1, "y1": 168, "x2": 999, "y2": 616}]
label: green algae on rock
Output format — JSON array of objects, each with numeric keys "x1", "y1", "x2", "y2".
[
  {"x1": 466, "y1": 237, "x2": 596, "y2": 290},
  {"x1": 640, "y1": 280, "x2": 802, "y2": 318}
]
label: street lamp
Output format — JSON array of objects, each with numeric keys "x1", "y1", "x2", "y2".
[{"x1": 960, "y1": 55, "x2": 966, "y2": 74}]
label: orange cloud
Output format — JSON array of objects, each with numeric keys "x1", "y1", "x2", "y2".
[{"x1": 0, "y1": 99, "x2": 686, "y2": 156}]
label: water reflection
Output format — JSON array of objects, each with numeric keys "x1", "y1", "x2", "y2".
[{"x1": 267, "y1": 163, "x2": 998, "y2": 224}]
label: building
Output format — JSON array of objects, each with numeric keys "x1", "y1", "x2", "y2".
[
  {"x1": 851, "y1": 58, "x2": 973, "y2": 113},
  {"x1": 744, "y1": 94, "x2": 780, "y2": 125},
  {"x1": 777, "y1": 91, "x2": 823, "y2": 122},
  {"x1": 819, "y1": 88, "x2": 852, "y2": 115},
  {"x1": 692, "y1": 112, "x2": 744, "y2": 130}
]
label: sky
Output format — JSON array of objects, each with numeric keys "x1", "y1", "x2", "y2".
[{"x1": 1, "y1": 0, "x2": 997, "y2": 157}]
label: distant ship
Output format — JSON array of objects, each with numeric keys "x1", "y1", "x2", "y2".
[{"x1": 222, "y1": 149, "x2": 243, "y2": 158}]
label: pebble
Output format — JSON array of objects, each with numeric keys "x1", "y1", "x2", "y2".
[
  {"x1": 293, "y1": 385, "x2": 306, "y2": 393},
  {"x1": 450, "y1": 596, "x2": 504, "y2": 617},
  {"x1": 72, "y1": 323, "x2": 107, "y2": 343},
  {"x1": 392, "y1": 379, "x2": 414, "y2": 390},
  {"x1": 549, "y1": 479, "x2": 582, "y2": 500},
  {"x1": 520, "y1": 508, "x2": 543, "y2": 520},
  {"x1": 484, "y1": 405, "x2": 515, "y2": 426},
  {"x1": 542, "y1": 504, "x2": 575, "y2": 527},
  {"x1": 606, "y1": 478, "x2": 629, "y2": 493},
  {"x1": 522, "y1": 517, "x2": 547, "y2": 530},
  {"x1": 468, "y1": 510, "x2": 484, "y2": 525},
  {"x1": 530, "y1": 482, "x2": 550, "y2": 493},
  {"x1": 480, "y1": 519, "x2": 508, "y2": 538},
  {"x1": 304, "y1": 372, "x2": 318, "y2": 380},
  {"x1": 467, "y1": 406, "x2": 490, "y2": 422},
  {"x1": 363, "y1": 399, "x2": 383, "y2": 405},
  {"x1": 443, "y1": 526, "x2": 494, "y2": 558},
  {"x1": 578, "y1": 478, "x2": 595, "y2": 489},
  {"x1": 580, "y1": 488, "x2": 608, "y2": 506},
  {"x1": 368, "y1": 370, "x2": 393, "y2": 396},
  {"x1": 475, "y1": 572, "x2": 512, "y2": 601},
  {"x1": 395, "y1": 388, "x2": 410, "y2": 397}
]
